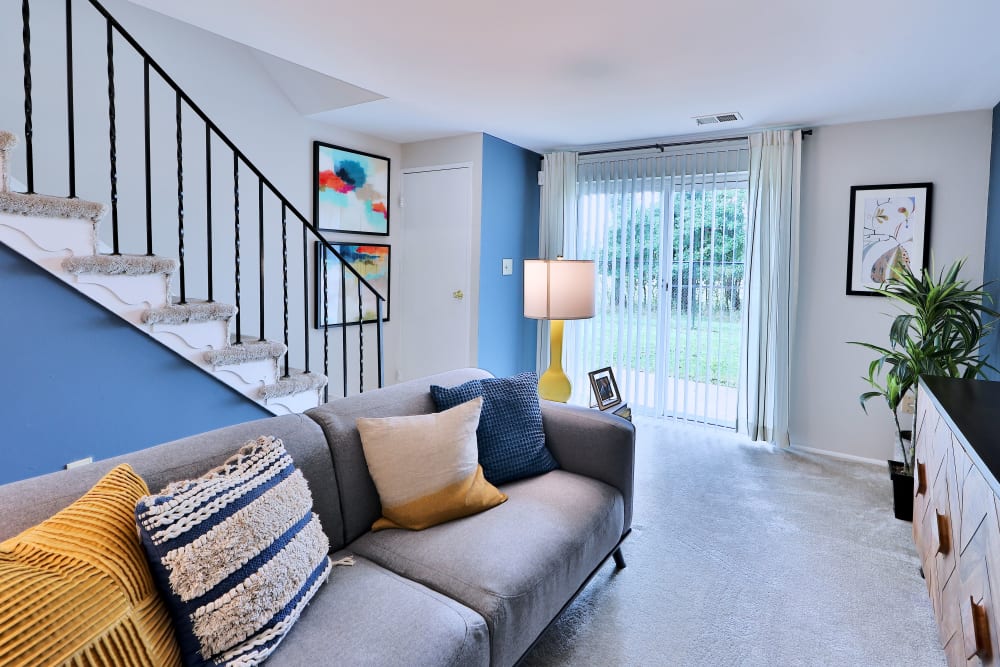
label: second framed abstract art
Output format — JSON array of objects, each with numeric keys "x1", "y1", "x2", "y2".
[{"x1": 315, "y1": 242, "x2": 390, "y2": 328}]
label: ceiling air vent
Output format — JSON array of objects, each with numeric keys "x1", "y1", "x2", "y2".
[{"x1": 694, "y1": 112, "x2": 742, "y2": 126}]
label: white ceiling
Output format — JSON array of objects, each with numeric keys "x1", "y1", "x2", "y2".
[{"x1": 126, "y1": 0, "x2": 1000, "y2": 152}]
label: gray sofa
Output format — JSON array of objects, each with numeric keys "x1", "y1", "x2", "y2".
[{"x1": 0, "y1": 368, "x2": 635, "y2": 666}]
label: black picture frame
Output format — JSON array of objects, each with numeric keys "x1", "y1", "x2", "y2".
[
  {"x1": 314, "y1": 242, "x2": 390, "y2": 328},
  {"x1": 313, "y1": 141, "x2": 390, "y2": 236},
  {"x1": 846, "y1": 182, "x2": 933, "y2": 296},
  {"x1": 588, "y1": 367, "x2": 622, "y2": 411}
]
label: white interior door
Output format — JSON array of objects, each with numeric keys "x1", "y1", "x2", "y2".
[{"x1": 398, "y1": 166, "x2": 473, "y2": 382}]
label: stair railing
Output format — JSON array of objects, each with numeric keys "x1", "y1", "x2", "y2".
[{"x1": 12, "y1": 0, "x2": 385, "y2": 400}]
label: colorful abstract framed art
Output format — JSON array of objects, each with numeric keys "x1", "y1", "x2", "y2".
[
  {"x1": 315, "y1": 242, "x2": 390, "y2": 328},
  {"x1": 313, "y1": 142, "x2": 390, "y2": 236},
  {"x1": 846, "y1": 182, "x2": 933, "y2": 296}
]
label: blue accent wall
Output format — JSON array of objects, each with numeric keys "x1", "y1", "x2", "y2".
[
  {"x1": 0, "y1": 243, "x2": 269, "y2": 484},
  {"x1": 478, "y1": 134, "x2": 541, "y2": 377},
  {"x1": 984, "y1": 102, "x2": 1000, "y2": 379}
]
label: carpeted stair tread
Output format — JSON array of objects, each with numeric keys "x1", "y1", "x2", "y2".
[
  {"x1": 0, "y1": 130, "x2": 16, "y2": 151},
  {"x1": 260, "y1": 371, "x2": 327, "y2": 399},
  {"x1": 63, "y1": 254, "x2": 177, "y2": 276},
  {"x1": 205, "y1": 340, "x2": 287, "y2": 366},
  {"x1": 0, "y1": 191, "x2": 107, "y2": 223},
  {"x1": 144, "y1": 301, "x2": 236, "y2": 325}
]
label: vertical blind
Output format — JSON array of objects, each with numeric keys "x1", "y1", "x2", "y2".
[{"x1": 565, "y1": 140, "x2": 750, "y2": 426}]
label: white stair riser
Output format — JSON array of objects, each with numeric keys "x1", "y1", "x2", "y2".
[
  {"x1": 150, "y1": 319, "x2": 231, "y2": 353},
  {"x1": 0, "y1": 214, "x2": 98, "y2": 258},
  {"x1": 70, "y1": 273, "x2": 171, "y2": 308},
  {"x1": 211, "y1": 357, "x2": 280, "y2": 387},
  {"x1": 265, "y1": 389, "x2": 323, "y2": 415}
]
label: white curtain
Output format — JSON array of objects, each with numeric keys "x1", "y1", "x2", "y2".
[
  {"x1": 737, "y1": 130, "x2": 802, "y2": 445},
  {"x1": 536, "y1": 152, "x2": 578, "y2": 372}
]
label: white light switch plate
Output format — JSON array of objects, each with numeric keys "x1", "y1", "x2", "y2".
[{"x1": 502, "y1": 258, "x2": 513, "y2": 275}]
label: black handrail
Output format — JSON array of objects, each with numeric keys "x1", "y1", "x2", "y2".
[{"x1": 12, "y1": 0, "x2": 386, "y2": 401}]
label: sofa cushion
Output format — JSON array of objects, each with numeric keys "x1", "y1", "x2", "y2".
[
  {"x1": 350, "y1": 470, "x2": 625, "y2": 667},
  {"x1": 357, "y1": 397, "x2": 507, "y2": 531},
  {"x1": 430, "y1": 371, "x2": 558, "y2": 484},
  {"x1": 306, "y1": 368, "x2": 495, "y2": 547},
  {"x1": 0, "y1": 414, "x2": 339, "y2": 546},
  {"x1": 0, "y1": 465, "x2": 181, "y2": 667},
  {"x1": 269, "y1": 554, "x2": 489, "y2": 666},
  {"x1": 135, "y1": 436, "x2": 332, "y2": 667}
]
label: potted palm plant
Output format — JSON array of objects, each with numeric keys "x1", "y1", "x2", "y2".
[{"x1": 850, "y1": 259, "x2": 997, "y2": 521}]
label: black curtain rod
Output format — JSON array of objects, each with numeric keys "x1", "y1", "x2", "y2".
[{"x1": 575, "y1": 129, "x2": 812, "y2": 157}]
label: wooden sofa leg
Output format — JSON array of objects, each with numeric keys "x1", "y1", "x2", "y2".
[{"x1": 612, "y1": 547, "x2": 626, "y2": 569}]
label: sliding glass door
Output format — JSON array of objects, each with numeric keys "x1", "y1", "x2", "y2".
[{"x1": 568, "y1": 142, "x2": 749, "y2": 427}]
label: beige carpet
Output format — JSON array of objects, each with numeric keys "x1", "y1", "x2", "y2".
[{"x1": 522, "y1": 416, "x2": 944, "y2": 666}]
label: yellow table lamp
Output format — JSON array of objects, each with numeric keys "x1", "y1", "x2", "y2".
[{"x1": 523, "y1": 258, "x2": 596, "y2": 402}]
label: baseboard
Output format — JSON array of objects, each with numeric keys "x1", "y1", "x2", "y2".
[{"x1": 789, "y1": 443, "x2": 885, "y2": 467}]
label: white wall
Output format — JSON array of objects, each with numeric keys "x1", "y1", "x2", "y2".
[
  {"x1": 0, "y1": 0, "x2": 403, "y2": 391},
  {"x1": 792, "y1": 111, "x2": 993, "y2": 461},
  {"x1": 400, "y1": 134, "x2": 484, "y2": 366}
]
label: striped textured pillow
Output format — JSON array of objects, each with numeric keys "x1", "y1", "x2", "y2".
[{"x1": 135, "y1": 436, "x2": 331, "y2": 666}]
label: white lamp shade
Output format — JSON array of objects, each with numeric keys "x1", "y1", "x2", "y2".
[{"x1": 523, "y1": 259, "x2": 595, "y2": 320}]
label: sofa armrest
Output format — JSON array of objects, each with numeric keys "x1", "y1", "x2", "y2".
[{"x1": 540, "y1": 401, "x2": 635, "y2": 533}]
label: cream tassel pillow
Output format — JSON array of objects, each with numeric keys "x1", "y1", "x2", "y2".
[{"x1": 357, "y1": 396, "x2": 508, "y2": 531}]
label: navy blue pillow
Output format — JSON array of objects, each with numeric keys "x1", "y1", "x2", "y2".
[{"x1": 430, "y1": 372, "x2": 558, "y2": 485}]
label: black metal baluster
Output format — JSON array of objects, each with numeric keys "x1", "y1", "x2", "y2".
[
  {"x1": 21, "y1": 0, "x2": 34, "y2": 194},
  {"x1": 375, "y1": 299, "x2": 384, "y2": 388},
  {"x1": 302, "y1": 225, "x2": 310, "y2": 372},
  {"x1": 205, "y1": 126, "x2": 213, "y2": 300},
  {"x1": 323, "y1": 255, "x2": 330, "y2": 403},
  {"x1": 65, "y1": 0, "x2": 76, "y2": 197},
  {"x1": 340, "y1": 264, "x2": 348, "y2": 398},
  {"x1": 258, "y1": 180, "x2": 265, "y2": 342},
  {"x1": 233, "y1": 154, "x2": 241, "y2": 344},
  {"x1": 281, "y1": 204, "x2": 289, "y2": 378},
  {"x1": 176, "y1": 92, "x2": 186, "y2": 304},
  {"x1": 357, "y1": 280, "x2": 364, "y2": 394},
  {"x1": 107, "y1": 20, "x2": 119, "y2": 253},
  {"x1": 143, "y1": 60, "x2": 152, "y2": 255}
]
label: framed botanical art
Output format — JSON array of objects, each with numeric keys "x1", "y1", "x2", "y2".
[
  {"x1": 313, "y1": 141, "x2": 390, "y2": 236},
  {"x1": 846, "y1": 182, "x2": 933, "y2": 296},
  {"x1": 588, "y1": 367, "x2": 622, "y2": 411},
  {"x1": 315, "y1": 242, "x2": 390, "y2": 328}
]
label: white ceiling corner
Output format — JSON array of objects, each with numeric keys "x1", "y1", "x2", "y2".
[{"x1": 249, "y1": 49, "x2": 385, "y2": 117}]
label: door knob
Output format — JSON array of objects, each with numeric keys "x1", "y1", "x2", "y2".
[{"x1": 452, "y1": 290, "x2": 464, "y2": 300}]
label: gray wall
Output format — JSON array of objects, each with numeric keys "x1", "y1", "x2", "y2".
[
  {"x1": 791, "y1": 111, "x2": 992, "y2": 462},
  {"x1": 0, "y1": 243, "x2": 269, "y2": 484}
]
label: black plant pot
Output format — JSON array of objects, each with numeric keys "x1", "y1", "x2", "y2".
[{"x1": 888, "y1": 460, "x2": 914, "y2": 522}]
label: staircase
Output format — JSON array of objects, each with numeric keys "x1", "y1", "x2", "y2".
[
  {"x1": 0, "y1": 130, "x2": 327, "y2": 414},
  {"x1": 0, "y1": 0, "x2": 385, "y2": 416}
]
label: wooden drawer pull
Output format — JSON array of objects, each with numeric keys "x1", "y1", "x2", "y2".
[
  {"x1": 915, "y1": 461, "x2": 927, "y2": 496},
  {"x1": 935, "y1": 511, "x2": 951, "y2": 555},
  {"x1": 963, "y1": 597, "x2": 992, "y2": 660}
]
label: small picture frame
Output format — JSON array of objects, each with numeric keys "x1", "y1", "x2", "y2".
[
  {"x1": 846, "y1": 182, "x2": 933, "y2": 296},
  {"x1": 588, "y1": 367, "x2": 622, "y2": 411}
]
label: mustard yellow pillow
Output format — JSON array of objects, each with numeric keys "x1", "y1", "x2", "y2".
[
  {"x1": 0, "y1": 464, "x2": 181, "y2": 667},
  {"x1": 357, "y1": 397, "x2": 508, "y2": 531}
]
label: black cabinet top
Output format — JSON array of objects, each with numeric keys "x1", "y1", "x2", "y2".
[{"x1": 920, "y1": 375, "x2": 1000, "y2": 480}]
